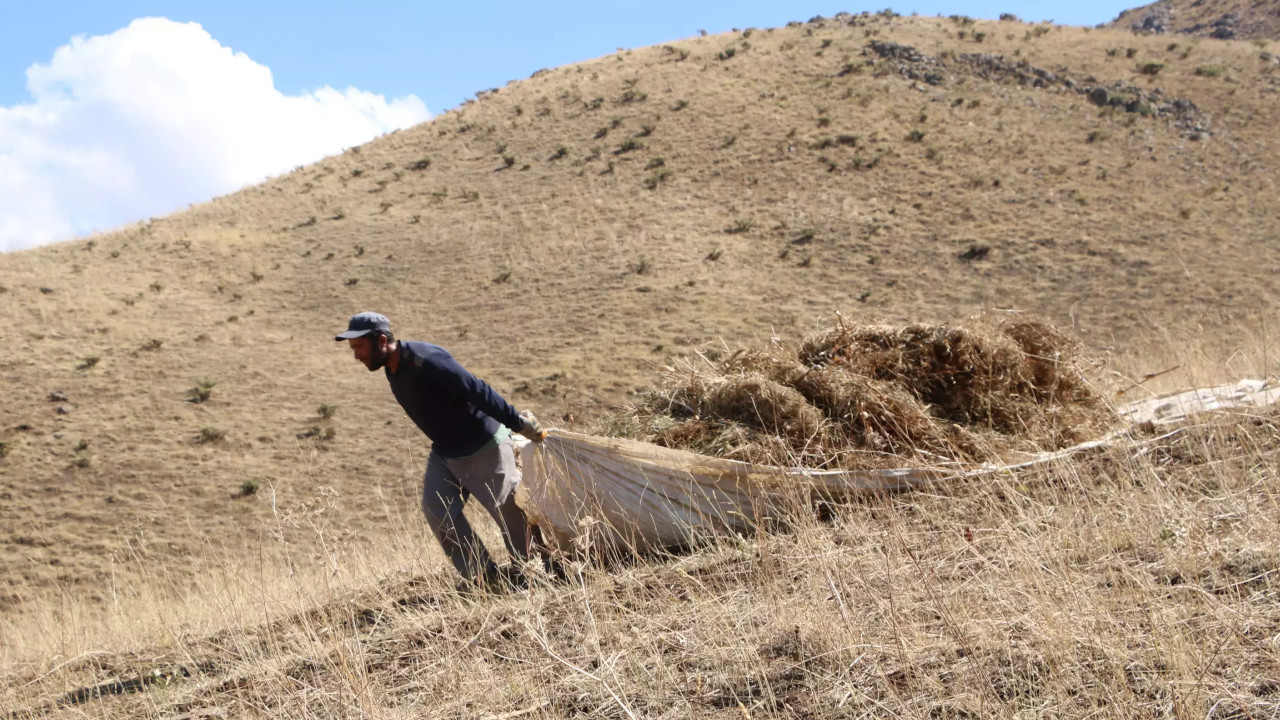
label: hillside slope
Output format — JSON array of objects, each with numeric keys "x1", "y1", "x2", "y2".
[
  {"x1": 1109, "y1": 0, "x2": 1280, "y2": 40},
  {"x1": 2, "y1": 11, "x2": 1279, "y2": 615}
]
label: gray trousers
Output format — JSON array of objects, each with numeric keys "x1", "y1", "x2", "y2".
[{"x1": 421, "y1": 436, "x2": 533, "y2": 581}]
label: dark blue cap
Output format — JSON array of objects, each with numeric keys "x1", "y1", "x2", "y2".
[{"x1": 335, "y1": 312, "x2": 391, "y2": 341}]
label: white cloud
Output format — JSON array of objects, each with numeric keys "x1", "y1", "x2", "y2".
[{"x1": 0, "y1": 17, "x2": 430, "y2": 251}]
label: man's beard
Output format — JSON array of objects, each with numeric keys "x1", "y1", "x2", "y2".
[{"x1": 366, "y1": 348, "x2": 388, "y2": 371}]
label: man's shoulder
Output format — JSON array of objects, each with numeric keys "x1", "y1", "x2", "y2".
[{"x1": 400, "y1": 340, "x2": 453, "y2": 369}]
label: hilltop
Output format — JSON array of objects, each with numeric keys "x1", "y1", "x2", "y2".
[
  {"x1": 1109, "y1": 0, "x2": 1280, "y2": 40},
  {"x1": 1, "y1": 8, "x2": 1279, "y2": 640}
]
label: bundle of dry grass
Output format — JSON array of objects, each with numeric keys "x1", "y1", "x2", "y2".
[{"x1": 611, "y1": 315, "x2": 1111, "y2": 469}]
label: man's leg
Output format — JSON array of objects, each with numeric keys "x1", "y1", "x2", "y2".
[
  {"x1": 421, "y1": 450, "x2": 495, "y2": 581},
  {"x1": 445, "y1": 437, "x2": 532, "y2": 563}
]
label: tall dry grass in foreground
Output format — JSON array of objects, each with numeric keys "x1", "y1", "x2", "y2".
[{"x1": 2, "y1": 333, "x2": 1278, "y2": 719}]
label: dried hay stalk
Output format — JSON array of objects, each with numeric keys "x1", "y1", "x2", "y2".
[{"x1": 616, "y1": 315, "x2": 1111, "y2": 470}]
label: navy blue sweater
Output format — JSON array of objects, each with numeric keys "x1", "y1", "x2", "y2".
[{"x1": 386, "y1": 341, "x2": 525, "y2": 458}]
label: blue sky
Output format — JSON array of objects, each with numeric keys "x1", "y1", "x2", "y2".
[
  {"x1": 0, "y1": 1, "x2": 1140, "y2": 250},
  {"x1": 3, "y1": 1, "x2": 1138, "y2": 112}
]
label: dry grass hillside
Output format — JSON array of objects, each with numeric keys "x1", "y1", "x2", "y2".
[
  {"x1": 2, "y1": 12, "x2": 1280, "y2": 715},
  {"x1": 1110, "y1": 0, "x2": 1280, "y2": 41}
]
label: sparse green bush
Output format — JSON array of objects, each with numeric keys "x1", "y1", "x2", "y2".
[
  {"x1": 717, "y1": 47, "x2": 737, "y2": 61},
  {"x1": 141, "y1": 338, "x2": 164, "y2": 352},
  {"x1": 906, "y1": 129, "x2": 927, "y2": 142},
  {"x1": 615, "y1": 139, "x2": 644, "y2": 154},
  {"x1": 637, "y1": 125, "x2": 654, "y2": 138},
  {"x1": 1087, "y1": 130, "x2": 1109, "y2": 143},
  {"x1": 672, "y1": 99, "x2": 689, "y2": 111},
  {"x1": 318, "y1": 403, "x2": 338, "y2": 420},
  {"x1": 78, "y1": 356, "x2": 101, "y2": 370},
  {"x1": 1138, "y1": 62, "x2": 1165, "y2": 76},
  {"x1": 238, "y1": 479, "x2": 260, "y2": 497},
  {"x1": 726, "y1": 218, "x2": 757, "y2": 234},
  {"x1": 642, "y1": 170, "x2": 672, "y2": 190},
  {"x1": 646, "y1": 157, "x2": 666, "y2": 169},
  {"x1": 853, "y1": 154, "x2": 882, "y2": 170},
  {"x1": 190, "y1": 378, "x2": 217, "y2": 403},
  {"x1": 550, "y1": 146, "x2": 569, "y2": 160},
  {"x1": 630, "y1": 256, "x2": 653, "y2": 275},
  {"x1": 298, "y1": 426, "x2": 334, "y2": 440},
  {"x1": 1195, "y1": 65, "x2": 1223, "y2": 78},
  {"x1": 198, "y1": 427, "x2": 227, "y2": 444},
  {"x1": 503, "y1": 155, "x2": 516, "y2": 168}
]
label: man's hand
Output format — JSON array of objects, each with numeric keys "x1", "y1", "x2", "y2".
[{"x1": 518, "y1": 414, "x2": 547, "y2": 443}]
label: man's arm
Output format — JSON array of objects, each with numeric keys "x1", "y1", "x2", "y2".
[{"x1": 420, "y1": 350, "x2": 532, "y2": 433}]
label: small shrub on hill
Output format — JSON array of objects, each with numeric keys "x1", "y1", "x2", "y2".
[
  {"x1": 615, "y1": 139, "x2": 644, "y2": 154},
  {"x1": 198, "y1": 427, "x2": 227, "y2": 444},
  {"x1": 190, "y1": 378, "x2": 217, "y2": 403},
  {"x1": 643, "y1": 170, "x2": 672, "y2": 190}
]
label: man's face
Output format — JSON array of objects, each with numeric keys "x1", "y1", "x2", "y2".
[{"x1": 348, "y1": 334, "x2": 388, "y2": 371}]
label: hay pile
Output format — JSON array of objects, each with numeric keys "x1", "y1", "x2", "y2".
[{"x1": 606, "y1": 316, "x2": 1112, "y2": 470}]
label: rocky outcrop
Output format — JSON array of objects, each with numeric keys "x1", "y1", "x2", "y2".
[{"x1": 862, "y1": 41, "x2": 1213, "y2": 138}]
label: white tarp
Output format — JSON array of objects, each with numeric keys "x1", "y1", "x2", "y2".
[{"x1": 516, "y1": 379, "x2": 1278, "y2": 554}]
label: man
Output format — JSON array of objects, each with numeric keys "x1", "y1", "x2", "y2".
[{"x1": 335, "y1": 311, "x2": 554, "y2": 589}]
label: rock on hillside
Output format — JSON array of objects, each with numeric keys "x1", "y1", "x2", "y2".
[{"x1": 1109, "y1": 0, "x2": 1280, "y2": 41}]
